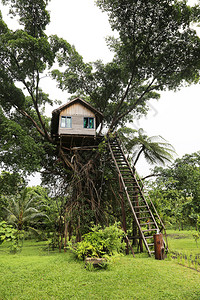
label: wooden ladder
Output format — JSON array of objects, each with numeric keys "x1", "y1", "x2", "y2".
[{"x1": 108, "y1": 134, "x2": 167, "y2": 257}]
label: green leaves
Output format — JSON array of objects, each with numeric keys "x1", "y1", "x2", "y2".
[
  {"x1": 70, "y1": 223, "x2": 125, "y2": 259},
  {"x1": 2, "y1": 0, "x2": 50, "y2": 37},
  {"x1": 0, "y1": 3, "x2": 68, "y2": 174},
  {"x1": 52, "y1": 0, "x2": 200, "y2": 131},
  {"x1": 99, "y1": 0, "x2": 200, "y2": 88},
  {"x1": 4, "y1": 187, "x2": 49, "y2": 231},
  {"x1": 0, "y1": 110, "x2": 45, "y2": 173},
  {"x1": 119, "y1": 127, "x2": 175, "y2": 166},
  {"x1": 97, "y1": 0, "x2": 200, "y2": 127},
  {"x1": 0, "y1": 221, "x2": 17, "y2": 242},
  {"x1": 0, "y1": 29, "x2": 54, "y2": 83},
  {"x1": 0, "y1": 221, "x2": 20, "y2": 253},
  {"x1": 150, "y1": 151, "x2": 200, "y2": 228}
]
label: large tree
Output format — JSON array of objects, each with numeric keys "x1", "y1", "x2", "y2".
[
  {"x1": 53, "y1": 0, "x2": 200, "y2": 131},
  {"x1": 149, "y1": 151, "x2": 200, "y2": 229},
  {"x1": 0, "y1": 0, "x2": 82, "y2": 174},
  {"x1": 0, "y1": 0, "x2": 200, "y2": 239}
]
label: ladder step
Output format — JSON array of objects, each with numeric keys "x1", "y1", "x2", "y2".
[
  {"x1": 121, "y1": 174, "x2": 132, "y2": 177},
  {"x1": 110, "y1": 138, "x2": 165, "y2": 258},
  {"x1": 132, "y1": 200, "x2": 146, "y2": 203},
  {"x1": 134, "y1": 205, "x2": 147, "y2": 209},
  {"x1": 120, "y1": 172, "x2": 132, "y2": 174},
  {"x1": 140, "y1": 222, "x2": 155, "y2": 226},
  {"x1": 142, "y1": 229, "x2": 157, "y2": 232},
  {"x1": 136, "y1": 210, "x2": 150, "y2": 214}
]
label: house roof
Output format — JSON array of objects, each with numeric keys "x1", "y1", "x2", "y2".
[{"x1": 51, "y1": 97, "x2": 104, "y2": 136}]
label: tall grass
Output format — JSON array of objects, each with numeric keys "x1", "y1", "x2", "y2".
[{"x1": 167, "y1": 229, "x2": 200, "y2": 272}]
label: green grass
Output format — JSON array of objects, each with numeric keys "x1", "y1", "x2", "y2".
[
  {"x1": 167, "y1": 229, "x2": 200, "y2": 255},
  {"x1": 0, "y1": 238, "x2": 200, "y2": 300}
]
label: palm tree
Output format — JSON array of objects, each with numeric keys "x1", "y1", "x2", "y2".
[
  {"x1": 4, "y1": 187, "x2": 49, "y2": 231},
  {"x1": 132, "y1": 129, "x2": 175, "y2": 166},
  {"x1": 119, "y1": 128, "x2": 175, "y2": 167}
]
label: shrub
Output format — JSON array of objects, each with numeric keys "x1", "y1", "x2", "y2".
[
  {"x1": 0, "y1": 221, "x2": 22, "y2": 253},
  {"x1": 69, "y1": 223, "x2": 125, "y2": 260}
]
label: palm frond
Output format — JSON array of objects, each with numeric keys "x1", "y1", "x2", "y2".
[
  {"x1": 128, "y1": 128, "x2": 176, "y2": 166},
  {"x1": 3, "y1": 187, "x2": 50, "y2": 230}
]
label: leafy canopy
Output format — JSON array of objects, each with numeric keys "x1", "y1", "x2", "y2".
[
  {"x1": 0, "y1": 0, "x2": 200, "y2": 176},
  {"x1": 0, "y1": 0, "x2": 82, "y2": 174},
  {"x1": 53, "y1": 0, "x2": 200, "y2": 130},
  {"x1": 149, "y1": 151, "x2": 200, "y2": 227}
]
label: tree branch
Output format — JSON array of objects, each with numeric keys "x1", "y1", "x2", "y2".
[
  {"x1": 16, "y1": 107, "x2": 46, "y2": 138},
  {"x1": 112, "y1": 77, "x2": 158, "y2": 129},
  {"x1": 141, "y1": 173, "x2": 162, "y2": 181},
  {"x1": 10, "y1": 50, "x2": 53, "y2": 143}
]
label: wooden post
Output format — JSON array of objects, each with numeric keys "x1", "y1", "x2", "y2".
[
  {"x1": 154, "y1": 233, "x2": 165, "y2": 260},
  {"x1": 119, "y1": 175, "x2": 129, "y2": 255},
  {"x1": 133, "y1": 186, "x2": 143, "y2": 252}
]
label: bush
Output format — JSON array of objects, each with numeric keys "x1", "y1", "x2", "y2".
[
  {"x1": 0, "y1": 221, "x2": 22, "y2": 253},
  {"x1": 69, "y1": 223, "x2": 125, "y2": 260}
]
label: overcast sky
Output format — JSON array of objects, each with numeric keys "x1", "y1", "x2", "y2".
[{"x1": 1, "y1": 0, "x2": 200, "y2": 179}]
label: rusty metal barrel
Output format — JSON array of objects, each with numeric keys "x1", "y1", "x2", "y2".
[{"x1": 154, "y1": 233, "x2": 165, "y2": 260}]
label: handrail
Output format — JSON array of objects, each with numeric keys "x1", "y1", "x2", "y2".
[
  {"x1": 113, "y1": 134, "x2": 159, "y2": 229},
  {"x1": 107, "y1": 138, "x2": 151, "y2": 254},
  {"x1": 114, "y1": 132, "x2": 168, "y2": 250},
  {"x1": 116, "y1": 133, "x2": 165, "y2": 228}
]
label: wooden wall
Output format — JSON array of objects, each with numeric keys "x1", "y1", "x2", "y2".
[{"x1": 58, "y1": 102, "x2": 96, "y2": 136}]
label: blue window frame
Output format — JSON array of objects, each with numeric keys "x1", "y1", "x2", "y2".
[
  {"x1": 61, "y1": 116, "x2": 72, "y2": 128},
  {"x1": 83, "y1": 117, "x2": 94, "y2": 129}
]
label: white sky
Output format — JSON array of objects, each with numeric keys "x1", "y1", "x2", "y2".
[{"x1": 1, "y1": 0, "x2": 200, "y2": 180}]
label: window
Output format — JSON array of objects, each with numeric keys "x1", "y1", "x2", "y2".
[
  {"x1": 83, "y1": 117, "x2": 94, "y2": 129},
  {"x1": 61, "y1": 116, "x2": 72, "y2": 128}
]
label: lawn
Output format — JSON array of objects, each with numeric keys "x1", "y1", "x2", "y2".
[
  {"x1": 167, "y1": 229, "x2": 200, "y2": 255},
  {"x1": 0, "y1": 235, "x2": 200, "y2": 300}
]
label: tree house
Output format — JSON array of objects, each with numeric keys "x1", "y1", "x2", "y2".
[
  {"x1": 50, "y1": 99, "x2": 167, "y2": 258},
  {"x1": 51, "y1": 97, "x2": 104, "y2": 148}
]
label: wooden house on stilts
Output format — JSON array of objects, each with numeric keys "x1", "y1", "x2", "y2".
[
  {"x1": 51, "y1": 97, "x2": 104, "y2": 149},
  {"x1": 51, "y1": 97, "x2": 167, "y2": 258}
]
